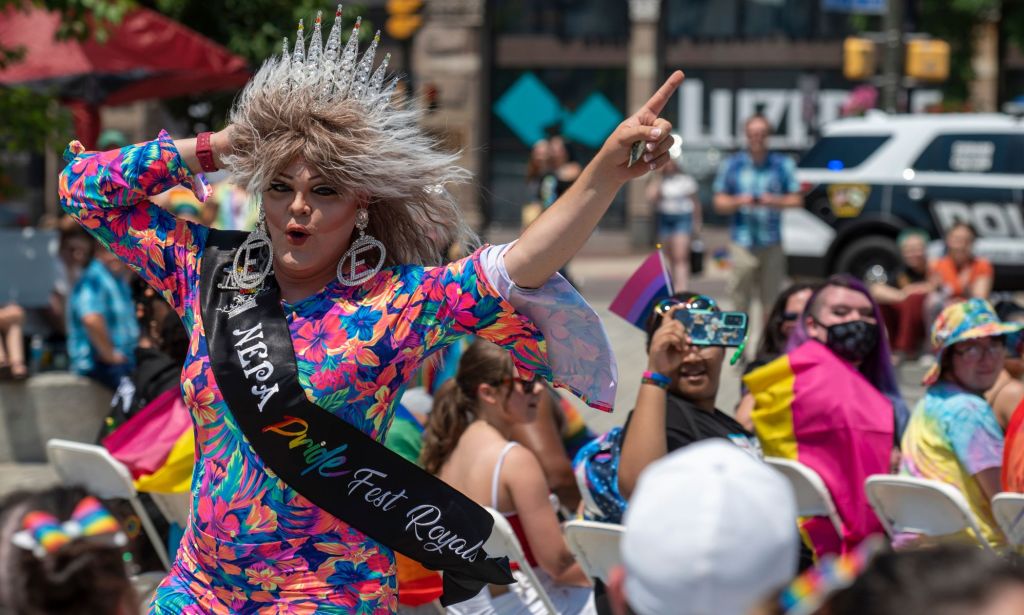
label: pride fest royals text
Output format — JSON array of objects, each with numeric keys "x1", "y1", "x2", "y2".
[{"x1": 262, "y1": 416, "x2": 488, "y2": 563}]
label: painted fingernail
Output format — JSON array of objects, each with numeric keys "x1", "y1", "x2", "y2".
[
  {"x1": 646, "y1": 142, "x2": 656, "y2": 152},
  {"x1": 650, "y1": 128, "x2": 662, "y2": 138},
  {"x1": 643, "y1": 153, "x2": 653, "y2": 163}
]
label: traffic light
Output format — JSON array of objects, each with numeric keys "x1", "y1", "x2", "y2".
[
  {"x1": 843, "y1": 37, "x2": 876, "y2": 81},
  {"x1": 386, "y1": 0, "x2": 423, "y2": 41},
  {"x1": 906, "y1": 39, "x2": 950, "y2": 82}
]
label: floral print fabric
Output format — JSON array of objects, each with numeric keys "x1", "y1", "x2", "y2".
[{"x1": 59, "y1": 131, "x2": 563, "y2": 613}]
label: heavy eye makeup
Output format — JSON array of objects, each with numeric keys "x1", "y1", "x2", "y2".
[{"x1": 267, "y1": 181, "x2": 340, "y2": 197}]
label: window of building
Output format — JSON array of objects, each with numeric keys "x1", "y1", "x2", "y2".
[
  {"x1": 492, "y1": 0, "x2": 629, "y2": 41},
  {"x1": 663, "y1": 0, "x2": 855, "y2": 41}
]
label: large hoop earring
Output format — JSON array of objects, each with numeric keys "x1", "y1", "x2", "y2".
[
  {"x1": 230, "y1": 204, "x2": 274, "y2": 290},
  {"x1": 337, "y1": 207, "x2": 385, "y2": 286}
]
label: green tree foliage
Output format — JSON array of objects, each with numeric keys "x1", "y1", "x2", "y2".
[
  {"x1": 0, "y1": 0, "x2": 131, "y2": 186},
  {"x1": 915, "y1": 0, "x2": 1001, "y2": 103},
  {"x1": 145, "y1": 0, "x2": 372, "y2": 132}
]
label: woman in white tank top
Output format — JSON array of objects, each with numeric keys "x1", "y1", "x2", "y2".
[{"x1": 420, "y1": 341, "x2": 595, "y2": 615}]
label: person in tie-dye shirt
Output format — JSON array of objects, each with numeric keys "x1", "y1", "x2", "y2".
[
  {"x1": 59, "y1": 10, "x2": 685, "y2": 611},
  {"x1": 901, "y1": 299, "x2": 1023, "y2": 547}
]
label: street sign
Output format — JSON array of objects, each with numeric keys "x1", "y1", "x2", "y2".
[{"x1": 822, "y1": 0, "x2": 887, "y2": 14}]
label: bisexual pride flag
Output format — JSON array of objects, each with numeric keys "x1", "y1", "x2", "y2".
[{"x1": 608, "y1": 249, "x2": 673, "y2": 330}]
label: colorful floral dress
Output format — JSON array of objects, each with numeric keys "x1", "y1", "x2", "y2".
[{"x1": 59, "y1": 132, "x2": 615, "y2": 614}]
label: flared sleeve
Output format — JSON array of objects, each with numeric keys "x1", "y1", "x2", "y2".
[{"x1": 420, "y1": 243, "x2": 616, "y2": 412}]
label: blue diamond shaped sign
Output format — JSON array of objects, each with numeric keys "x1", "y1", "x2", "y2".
[
  {"x1": 493, "y1": 73, "x2": 563, "y2": 146},
  {"x1": 561, "y1": 92, "x2": 623, "y2": 149}
]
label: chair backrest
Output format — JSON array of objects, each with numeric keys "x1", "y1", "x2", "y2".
[
  {"x1": 563, "y1": 520, "x2": 624, "y2": 584},
  {"x1": 992, "y1": 492, "x2": 1024, "y2": 547},
  {"x1": 46, "y1": 438, "x2": 137, "y2": 500},
  {"x1": 764, "y1": 457, "x2": 844, "y2": 538},
  {"x1": 483, "y1": 507, "x2": 558, "y2": 615},
  {"x1": 864, "y1": 474, "x2": 994, "y2": 552},
  {"x1": 46, "y1": 438, "x2": 172, "y2": 569}
]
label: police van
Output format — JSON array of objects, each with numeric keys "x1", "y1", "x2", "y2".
[{"x1": 784, "y1": 112, "x2": 1024, "y2": 288}]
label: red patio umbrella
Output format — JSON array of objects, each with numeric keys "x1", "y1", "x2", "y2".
[{"x1": 0, "y1": 5, "x2": 251, "y2": 148}]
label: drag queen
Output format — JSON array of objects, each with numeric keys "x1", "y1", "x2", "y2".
[{"x1": 59, "y1": 7, "x2": 682, "y2": 612}]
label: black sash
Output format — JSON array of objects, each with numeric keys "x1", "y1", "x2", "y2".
[{"x1": 199, "y1": 230, "x2": 513, "y2": 606}]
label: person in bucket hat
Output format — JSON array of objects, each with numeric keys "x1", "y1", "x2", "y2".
[{"x1": 900, "y1": 299, "x2": 1023, "y2": 547}]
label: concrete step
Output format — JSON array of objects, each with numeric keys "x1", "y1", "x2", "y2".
[{"x1": 0, "y1": 372, "x2": 111, "y2": 463}]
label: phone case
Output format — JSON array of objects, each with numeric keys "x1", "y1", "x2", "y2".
[{"x1": 673, "y1": 310, "x2": 747, "y2": 347}]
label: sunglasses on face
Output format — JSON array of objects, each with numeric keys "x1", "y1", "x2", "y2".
[
  {"x1": 505, "y1": 375, "x2": 540, "y2": 390},
  {"x1": 782, "y1": 312, "x2": 801, "y2": 322}
]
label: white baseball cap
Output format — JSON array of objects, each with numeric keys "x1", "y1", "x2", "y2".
[{"x1": 622, "y1": 440, "x2": 799, "y2": 615}]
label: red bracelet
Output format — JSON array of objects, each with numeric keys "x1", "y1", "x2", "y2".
[{"x1": 195, "y1": 131, "x2": 219, "y2": 173}]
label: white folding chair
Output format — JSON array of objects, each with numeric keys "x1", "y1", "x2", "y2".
[
  {"x1": 483, "y1": 506, "x2": 558, "y2": 615},
  {"x1": 864, "y1": 474, "x2": 994, "y2": 553},
  {"x1": 562, "y1": 520, "x2": 624, "y2": 584},
  {"x1": 764, "y1": 457, "x2": 844, "y2": 539},
  {"x1": 992, "y1": 492, "x2": 1024, "y2": 547},
  {"x1": 45, "y1": 438, "x2": 172, "y2": 569}
]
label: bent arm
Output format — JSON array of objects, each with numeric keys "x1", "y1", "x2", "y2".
[
  {"x1": 617, "y1": 386, "x2": 669, "y2": 500},
  {"x1": 81, "y1": 313, "x2": 124, "y2": 364},
  {"x1": 504, "y1": 72, "x2": 684, "y2": 289},
  {"x1": 970, "y1": 273, "x2": 993, "y2": 300},
  {"x1": 58, "y1": 132, "x2": 213, "y2": 314},
  {"x1": 506, "y1": 448, "x2": 590, "y2": 586}
]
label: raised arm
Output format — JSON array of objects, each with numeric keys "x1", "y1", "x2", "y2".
[
  {"x1": 504, "y1": 72, "x2": 685, "y2": 289},
  {"x1": 58, "y1": 130, "x2": 231, "y2": 315}
]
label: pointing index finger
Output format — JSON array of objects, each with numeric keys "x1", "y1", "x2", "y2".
[{"x1": 642, "y1": 70, "x2": 685, "y2": 117}]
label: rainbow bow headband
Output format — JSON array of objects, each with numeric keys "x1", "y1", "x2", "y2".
[{"x1": 11, "y1": 496, "x2": 126, "y2": 558}]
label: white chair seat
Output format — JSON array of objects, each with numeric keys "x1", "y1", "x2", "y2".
[{"x1": 864, "y1": 474, "x2": 994, "y2": 552}]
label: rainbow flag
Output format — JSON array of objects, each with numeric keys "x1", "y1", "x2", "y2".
[
  {"x1": 744, "y1": 341, "x2": 894, "y2": 558},
  {"x1": 608, "y1": 250, "x2": 673, "y2": 329}
]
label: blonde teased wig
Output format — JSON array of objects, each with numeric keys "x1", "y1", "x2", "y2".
[{"x1": 222, "y1": 30, "x2": 477, "y2": 267}]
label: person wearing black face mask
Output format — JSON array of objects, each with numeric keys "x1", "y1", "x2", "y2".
[{"x1": 743, "y1": 274, "x2": 907, "y2": 559}]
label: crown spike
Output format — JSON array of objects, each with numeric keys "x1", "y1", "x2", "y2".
[
  {"x1": 292, "y1": 19, "x2": 306, "y2": 67},
  {"x1": 351, "y1": 30, "x2": 380, "y2": 101},
  {"x1": 307, "y1": 10, "x2": 324, "y2": 69},
  {"x1": 324, "y1": 5, "x2": 343, "y2": 63},
  {"x1": 334, "y1": 16, "x2": 362, "y2": 99},
  {"x1": 260, "y1": 10, "x2": 397, "y2": 115},
  {"x1": 366, "y1": 51, "x2": 390, "y2": 100}
]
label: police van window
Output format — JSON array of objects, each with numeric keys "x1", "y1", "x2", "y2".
[
  {"x1": 798, "y1": 135, "x2": 890, "y2": 170},
  {"x1": 912, "y1": 134, "x2": 1022, "y2": 174}
]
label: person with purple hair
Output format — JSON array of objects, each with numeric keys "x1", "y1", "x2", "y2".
[
  {"x1": 744, "y1": 274, "x2": 906, "y2": 559},
  {"x1": 786, "y1": 274, "x2": 909, "y2": 432}
]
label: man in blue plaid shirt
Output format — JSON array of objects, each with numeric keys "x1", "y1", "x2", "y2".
[{"x1": 713, "y1": 115, "x2": 802, "y2": 320}]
